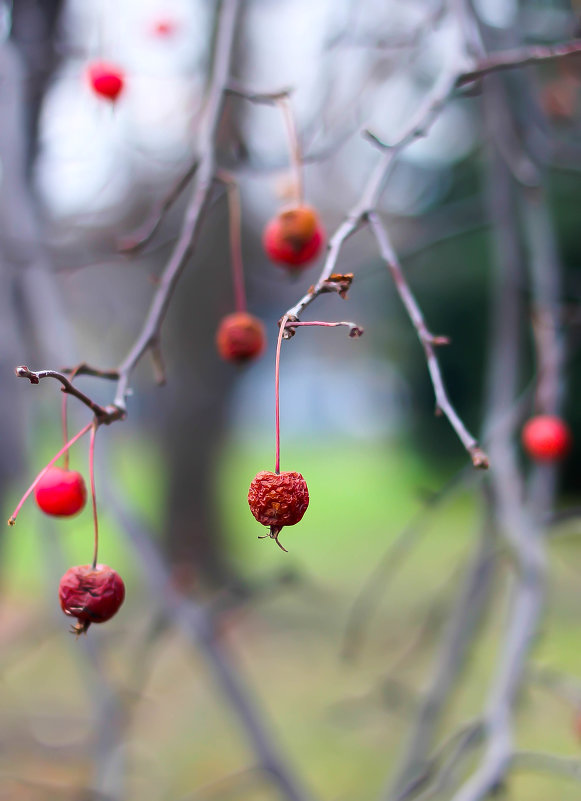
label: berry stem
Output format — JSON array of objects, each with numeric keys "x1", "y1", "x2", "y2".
[
  {"x1": 274, "y1": 315, "x2": 288, "y2": 475},
  {"x1": 277, "y1": 97, "x2": 303, "y2": 205},
  {"x1": 8, "y1": 421, "x2": 93, "y2": 526},
  {"x1": 89, "y1": 421, "x2": 100, "y2": 569},
  {"x1": 60, "y1": 365, "x2": 81, "y2": 471},
  {"x1": 61, "y1": 392, "x2": 69, "y2": 471},
  {"x1": 223, "y1": 176, "x2": 247, "y2": 313}
]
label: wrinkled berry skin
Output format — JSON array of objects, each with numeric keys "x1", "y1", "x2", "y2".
[
  {"x1": 87, "y1": 62, "x2": 125, "y2": 102},
  {"x1": 216, "y1": 312, "x2": 266, "y2": 363},
  {"x1": 263, "y1": 206, "x2": 324, "y2": 269},
  {"x1": 59, "y1": 564, "x2": 125, "y2": 632},
  {"x1": 521, "y1": 415, "x2": 572, "y2": 461},
  {"x1": 34, "y1": 467, "x2": 87, "y2": 517},
  {"x1": 248, "y1": 470, "x2": 309, "y2": 528}
]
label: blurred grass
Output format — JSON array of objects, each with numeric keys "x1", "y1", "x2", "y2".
[{"x1": 1, "y1": 435, "x2": 581, "y2": 800}]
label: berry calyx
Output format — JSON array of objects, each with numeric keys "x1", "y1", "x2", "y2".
[
  {"x1": 87, "y1": 62, "x2": 125, "y2": 103},
  {"x1": 263, "y1": 206, "x2": 324, "y2": 270},
  {"x1": 521, "y1": 415, "x2": 572, "y2": 461},
  {"x1": 216, "y1": 312, "x2": 266, "y2": 363},
  {"x1": 59, "y1": 564, "x2": 125, "y2": 635},
  {"x1": 248, "y1": 470, "x2": 309, "y2": 551},
  {"x1": 34, "y1": 466, "x2": 87, "y2": 517}
]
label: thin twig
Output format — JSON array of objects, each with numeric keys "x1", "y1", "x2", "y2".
[
  {"x1": 14, "y1": 366, "x2": 122, "y2": 424},
  {"x1": 368, "y1": 214, "x2": 488, "y2": 468},
  {"x1": 118, "y1": 159, "x2": 199, "y2": 254},
  {"x1": 457, "y1": 39, "x2": 581, "y2": 86}
]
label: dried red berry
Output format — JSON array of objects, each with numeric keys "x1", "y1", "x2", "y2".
[
  {"x1": 521, "y1": 415, "x2": 572, "y2": 462},
  {"x1": 59, "y1": 564, "x2": 125, "y2": 635},
  {"x1": 263, "y1": 206, "x2": 324, "y2": 270},
  {"x1": 34, "y1": 466, "x2": 87, "y2": 517},
  {"x1": 216, "y1": 312, "x2": 266, "y2": 363},
  {"x1": 248, "y1": 470, "x2": 309, "y2": 551},
  {"x1": 87, "y1": 61, "x2": 125, "y2": 103}
]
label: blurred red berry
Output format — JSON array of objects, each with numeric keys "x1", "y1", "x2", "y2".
[
  {"x1": 87, "y1": 62, "x2": 125, "y2": 102},
  {"x1": 34, "y1": 466, "x2": 87, "y2": 517},
  {"x1": 151, "y1": 18, "x2": 177, "y2": 37},
  {"x1": 263, "y1": 206, "x2": 324, "y2": 270},
  {"x1": 216, "y1": 312, "x2": 266, "y2": 363},
  {"x1": 248, "y1": 470, "x2": 309, "y2": 550},
  {"x1": 59, "y1": 564, "x2": 125, "y2": 635},
  {"x1": 521, "y1": 415, "x2": 572, "y2": 461}
]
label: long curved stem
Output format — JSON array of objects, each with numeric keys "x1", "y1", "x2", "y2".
[
  {"x1": 89, "y1": 422, "x2": 100, "y2": 569},
  {"x1": 274, "y1": 316, "x2": 288, "y2": 474},
  {"x1": 8, "y1": 421, "x2": 93, "y2": 525},
  {"x1": 278, "y1": 98, "x2": 303, "y2": 205}
]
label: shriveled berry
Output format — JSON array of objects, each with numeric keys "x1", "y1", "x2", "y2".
[
  {"x1": 216, "y1": 312, "x2": 266, "y2": 363},
  {"x1": 34, "y1": 466, "x2": 87, "y2": 517},
  {"x1": 59, "y1": 564, "x2": 125, "y2": 635},
  {"x1": 248, "y1": 470, "x2": 309, "y2": 551},
  {"x1": 87, "y1": 62, "x2": 125, "y2": 102},
  {"x1": 521, "y1": 415, "x2": 572, "y2": 461},
  {"x1": 263, "y1": 206, "x2": 324, "y2": 270}
]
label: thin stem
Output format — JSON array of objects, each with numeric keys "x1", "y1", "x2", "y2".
[
  {"x1": 274, "y1": 316, "x2": 288, "y2": 474},
  {"x1": 277, "y1": 97, "x2": 303, "y2": 205},
  {"x1": 61, "y1": 392, "x2": 69, "y2": 471},
  {"x1": 89, "y1": 422, "x2": 100, "y2": 568},
  {"x1": 8, "y1": 421, "x2": 93, "y2": 525},
  {"x1": 224, "y1": 176, "x2": 247, "y2": 312}
]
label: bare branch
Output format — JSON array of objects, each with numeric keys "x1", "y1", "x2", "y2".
[
  {"x1": 458, "y1": 39, "x2": 581, "y2": 86},
  {"x1": 118, "y1": 159, "x2": 199, "y2": 254},
  {"x1": 14, "y1": 366, "x2": 122, "y2": 424},
  {"x1": 113, "y1": 0, "x2": 242, "y2": 413},
  {"x1": 225, "y1": 81, "x2": 293, "y2": 104},
  {"x1": 368, "y1": 213, "x2": 488, "y2": 468}
]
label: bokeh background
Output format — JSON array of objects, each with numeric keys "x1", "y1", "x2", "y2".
[{"x1": 1, "y1": 0, "x2": 581, "y2": 799}]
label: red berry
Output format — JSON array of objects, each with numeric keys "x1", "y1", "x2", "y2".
[
  {"x1": 216, "y1": 312, "x2": 266, "y2": 363},
  {"x1": 34, "y1": 466, "x2": 87, "y2": 517},
  {"x1": 521, "y1": 415, "x2": 572, "y2": 461},
  {"x1": 87, "y1": 62, "x2": 125, "y2": 103},
  {"x1": 248, "y1": 470, "x2": 309, "y2": 551},
  {"x1": 263, "y1": 206, "x2": 324, "y2": 270},
  {"x1": 59, "y1": 564, "x2": 125, "y2": 635}
]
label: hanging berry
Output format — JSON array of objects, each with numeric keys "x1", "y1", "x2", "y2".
[
  {"x1": 263, "y1": 205, "x2": 324, "y2": 270},
  {"x1": 34, "y1": 466, "x2": 87, "y2": 517},
  {"x1": 59, "y1": 564, "x2": 125, "y2": 635},
  {"x1": 248, "y1": 470, "x2": 309, "y2": 551},
  {"x1": 216, "y1": 312, "x2": 266, "y2": 363},
  {"x1": 87, "y1": 61, "x2": 125, "y2": 103},
  {"x1": 521, "y1": 415, "x2": 572, "y2": 461}
]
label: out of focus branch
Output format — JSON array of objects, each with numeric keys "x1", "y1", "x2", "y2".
[
  {"x1": 106, "y1": 485, "x2": 316, "y2": 801},
  {"x1": 118, "y1": 159, "x2": 199, "y2": 254},
  {"x1": 457, "y1": 39, "x2": 581, "y2": 86}
]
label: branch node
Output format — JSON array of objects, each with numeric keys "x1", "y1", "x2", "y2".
[{"x1": 470, "y1": 447, "x2": 490, "y2": 470}]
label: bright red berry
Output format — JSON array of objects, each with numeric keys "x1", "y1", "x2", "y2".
[
  {"x1": 59, "y1": 564, "x2": 125, "y2": 635},
  {"x1": 87, "y1": 62, "x2": 125, "y2": 103},
  {"x1": 216, "y1": 312, "x2": 266, "y2": 363},
  {"x1": 248, "y1": 470, "x2": 309, "y2": 551},
  {"x1": 34, "y1": 466, "x2": 87, "y2": 517},
  {"x1": 521, "y1": 415, "x2": 572, "y2": 461},
  {"x1": 263, "y1": 206, "x2": 324, "y2": 270}
]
